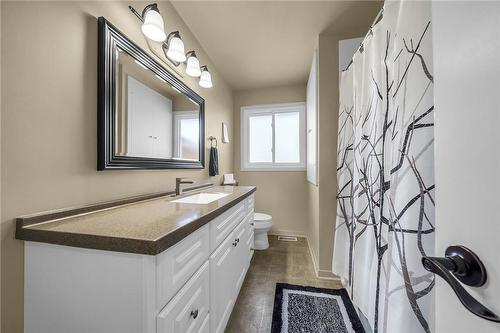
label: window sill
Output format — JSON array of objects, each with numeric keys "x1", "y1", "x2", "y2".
[{"x1": 240, "y1": 167, "x2": 306, "y2": 172}]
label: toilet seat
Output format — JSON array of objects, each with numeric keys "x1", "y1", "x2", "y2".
[
  {"x1": 254, "y1": 213, "x2": 272, "y2": 222},
  {"x1": 253, "y1": 213, "x2": 273, "y2": 230}
]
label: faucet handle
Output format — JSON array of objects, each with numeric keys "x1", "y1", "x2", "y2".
[{"x1": 176, "y1": 177, "x2": 194, "y2": 184}]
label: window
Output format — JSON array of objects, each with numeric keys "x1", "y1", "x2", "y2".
[
  {"x1": 241, "y1": 102, "x2": 306, "y2": 171},
  {"x1": 173, "y1": 111, "x2": 199, "y2": 160}
]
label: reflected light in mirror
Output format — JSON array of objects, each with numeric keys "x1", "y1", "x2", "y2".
[{"x1": 141, "y1": 5, "x2": 166, "y2": 42}]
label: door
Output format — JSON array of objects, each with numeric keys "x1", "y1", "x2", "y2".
[
  {"x1": 151, "y1": 97, "x2": 172, "y2": 159},
  {"x1": 127, "y1": 75, "x2": 172, "y2": 158},
  {"x1": 433, "y1": 2, "x2": 500, "y2": 332}
]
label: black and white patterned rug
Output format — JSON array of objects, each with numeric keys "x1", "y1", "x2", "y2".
[{"x1": 271, "y1": 283, "x2": 365, "y2": 333}]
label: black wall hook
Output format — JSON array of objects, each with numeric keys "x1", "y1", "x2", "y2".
[{"x1": 209, "y1": 136, "x2": 218, "y2": 148}]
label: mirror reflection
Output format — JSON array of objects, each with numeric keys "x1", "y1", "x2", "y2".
[{"x1": 114, "y1": 49, "x2": 200, "y2": 161}]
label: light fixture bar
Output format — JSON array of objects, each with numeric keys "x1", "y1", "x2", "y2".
[
  {"x1": 128, "y1": 3, "x2": 213, "y2": 88},
  {"x1": 128, "y1": 6, "x2": 144, "y2": 22},
  {"x1": 129, "y1": 4, "x2": 181, "y2": 67}
]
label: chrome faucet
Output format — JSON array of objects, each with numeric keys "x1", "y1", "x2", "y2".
[{"x1": 175, "y1": 177, "x2": 194, "y2": 196}]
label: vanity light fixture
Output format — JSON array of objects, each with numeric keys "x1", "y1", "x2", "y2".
[
  {"x1": 129, "y1": 3, "x2": 213, "y2": 88},
  {"x1": 185, "y1": 51, "x2": 201, "y2": 77},
  {"x1": 199, "y1": 65, "x2": 213, "y2": 88},
  {"x1": 140, "y1": 4, "x2": 166, "y2": 42},
  {"x1": 164, "y1": 31, "x2": 186, "y2": 63}
]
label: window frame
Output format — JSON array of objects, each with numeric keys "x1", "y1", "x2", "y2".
[{"x1": 241, "y1": 102, "x2": 306, "y2": 171}]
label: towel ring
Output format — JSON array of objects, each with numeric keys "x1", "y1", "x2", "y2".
[{"x1": 209, "y1": 136, "x2": 218, "y2": 148}]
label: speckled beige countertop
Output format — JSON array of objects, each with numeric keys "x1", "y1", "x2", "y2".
[{"x1": 16, "y1": 185, "x2": 256, "y2": 255}]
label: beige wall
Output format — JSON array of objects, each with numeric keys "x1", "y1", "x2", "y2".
[
  {"x1": 316, "y1": 33, "x2": 339, "y2": 275},
  {"x1": 0, "y1": 2, "x2": 233, "y2": 332},
  {"x1": 0, "y1": 1, "x2": 2, "y2": 329},
  {"x1": 311, "y1": 30, "x2": 372, "y2": 277},
  {"x1": 233, "y1": 85, "x2": 309, "y2": 237}
]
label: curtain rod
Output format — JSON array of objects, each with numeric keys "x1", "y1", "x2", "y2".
[{"x1": 344, "y1": 6, "x2": 384, "y2": 72}]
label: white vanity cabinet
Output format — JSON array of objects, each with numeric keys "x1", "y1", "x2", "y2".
[{"x1": 24, "y1": 193, "x2": 255, "y2": 333}]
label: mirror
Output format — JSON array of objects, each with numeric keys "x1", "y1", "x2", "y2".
[
  {"x1": 115, "y1": 50, "x2": 200, "y2": 160},
  {"x1": 98, "y1": 17, "x2": 205, "y2": 170}
]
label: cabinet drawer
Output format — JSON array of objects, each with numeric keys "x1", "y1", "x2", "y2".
[
  {"x1": 157, "y1": 261, "x2": 210, "y2": 333},
  {"x1": 156, "y1": 224, "x2": 209, "y2": 309},
  {"x1": 210, "y1": 202, "x2": 246, "y2": 252}
]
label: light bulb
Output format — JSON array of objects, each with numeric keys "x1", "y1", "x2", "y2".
[
  {"x1": 199, "y1": 66, "x2": 213, "y2": 88},
  {"x1": 141, "y1": 5, "x2": 166, "y2": 42},
  {"x1": 185, "y1": 52, "x2": 201, "y2": 77},
  {"x1": 166, "y1": 33, "x2": 186, "y2": 63}
]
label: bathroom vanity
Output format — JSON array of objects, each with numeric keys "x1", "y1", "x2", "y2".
[{"x1": 16, "y1": 185, "x2": 256, "y2": 333}]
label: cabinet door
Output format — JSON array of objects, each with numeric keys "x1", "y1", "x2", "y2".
[
  {"x1": 245, "y1": 194, "x2": 255, "y2": 214},
  {"x1": 243, "y1": 212, "x2": 255, "y2": 264},
  {"x1": 233, "y1": 219, "x2": 248, "y2": 292},
  {"x1": 210, "y1": 231, "x2": 238, "y2": 333},
  {"x1": 197, "y1": 314, "x2": 210, "y2": 333}
]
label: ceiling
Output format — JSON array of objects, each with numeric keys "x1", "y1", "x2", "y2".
[{"x1": 171, "y1": 1, "x2": 383, "y2": 91}]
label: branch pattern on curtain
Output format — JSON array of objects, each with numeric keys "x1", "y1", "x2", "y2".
[{"x1": 333, "y1": 1, "x2": 434, "y2": 332}]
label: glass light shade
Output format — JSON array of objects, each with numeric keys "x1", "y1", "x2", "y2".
[
  {"x1": 185, "y1": 55, "x2": 201, "y2": 77},
  {"x1": 141, "y1": 9, "x2": 166, "y2": 42},
  {"x1": 199, "y1": 68, "x2": 213, "y2": 88},
  {"x1": 166, "y1": 36, "x2": 186, "y2": 62}
]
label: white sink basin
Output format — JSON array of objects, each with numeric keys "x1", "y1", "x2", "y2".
[{"x1": 171, "y1": 192, "x2": 230, "y2": 204}]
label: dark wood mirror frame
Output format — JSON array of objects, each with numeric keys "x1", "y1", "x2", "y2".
[{"x1": 97, "y1": 17, "x2": 205, "y2": 170}]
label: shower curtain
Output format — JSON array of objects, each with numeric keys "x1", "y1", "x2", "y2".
[{"x1": 333, "y1": 1, "x2": 434, "y2": 332}]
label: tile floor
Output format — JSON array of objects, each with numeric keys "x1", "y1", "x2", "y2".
[{"x1": 226, "y1": 235, "x2": 343, "y2": 333}]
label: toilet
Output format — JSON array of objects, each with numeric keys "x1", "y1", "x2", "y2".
[{"x1": 253, "y1": 213, "x2": 273, "y2": 250}]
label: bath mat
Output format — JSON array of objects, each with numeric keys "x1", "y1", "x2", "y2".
[{"x1": 271, "y1": 283, "x2": 365, "y2": 333}]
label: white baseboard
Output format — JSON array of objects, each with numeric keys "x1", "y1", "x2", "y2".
[
  {"x1": 317, "y1": 269, "x2": 339, "y2": 280},
  {"x1": 270, "y1": 230, "x2": 340, "y2": 282}
]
